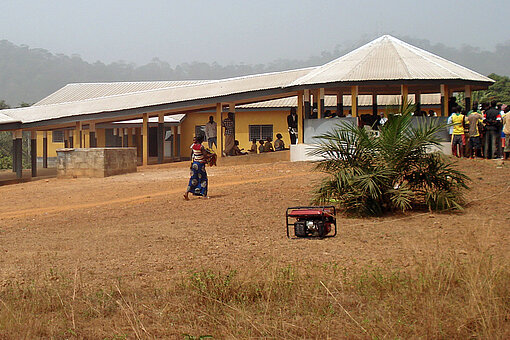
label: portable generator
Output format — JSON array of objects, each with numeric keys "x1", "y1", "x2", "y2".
[{"x1": 286, "y1": 206, "x2": 337, "y2": 239}]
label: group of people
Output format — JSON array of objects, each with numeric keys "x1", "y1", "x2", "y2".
[
  {"x1": 448, "y1": 100, "x2": 510, "y2": 159},
  {"x1": 247, "y1": 133, "x2": 286, "y2": 154},
  {"x1": 203, "y1": 112, "x2": 289, "y2": 156}
]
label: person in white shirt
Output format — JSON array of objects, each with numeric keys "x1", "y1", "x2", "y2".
[{"x1": 204, "y1": 116, "x2": 217, "y2": 149}]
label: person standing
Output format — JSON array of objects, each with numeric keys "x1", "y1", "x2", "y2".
[
  {"x1": 466, "y1": 106, "x2": 483, "y2": 159},
  {"x1": 204, "y1": 116, "x2": 217, "y2": 149},
  {"x1": 450, "y1": 106, "x2": 465, "y2": 158},
  {"x1": 222, "y1": 112, "x2": 235, "y2": 156},
  {"x1": 184, "y1": 135, "x2": 212, "y2": 200},
  {"x1": 503, "y1": 105, "x2": 510, "y2": 160},
  {"x1": 287, "y1": 107, "x2": 298, "y2": 145},
  {"x1": 483, "y1": 100, "x2": 503, "y2": 159}
]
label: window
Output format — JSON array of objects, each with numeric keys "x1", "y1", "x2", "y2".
[
  {"x1": 195, "y1": 125, "x2": 205, "y2": 138},
  {"x1": 249, "y1": 125, "x2": 273, "y2": 141},
  {"x1": 52, "y1": 130, "x2": 64, "y2": 143}
]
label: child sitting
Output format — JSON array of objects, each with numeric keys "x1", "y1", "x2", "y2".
[
  {"x1": 274, "y1": 133, "x2": 285, "y2": 151},
  {"x1": 263, "y1": 137, "x2": 274, "y2": 152}
]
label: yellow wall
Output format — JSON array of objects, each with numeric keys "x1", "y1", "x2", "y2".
[
  {"x1": 179, "y1": 110, "x2": 291, "y2": 156},
  {"x1": 37, "y1": 130, "x2": 92, "y2": 157},
  {"x1": 36, "y1": 131, "x2": 64, "y2": 157}
]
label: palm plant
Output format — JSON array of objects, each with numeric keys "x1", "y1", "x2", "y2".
[{"x1": 310, "y1": 101, "x2": 469, "y2": 216}]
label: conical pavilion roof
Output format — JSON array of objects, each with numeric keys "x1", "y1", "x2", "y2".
[{"x1": 290, "y1": 35, "x2": 493, "y2": 86}]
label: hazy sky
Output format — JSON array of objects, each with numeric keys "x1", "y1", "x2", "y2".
[{"x1": 1, "y1": 0, "x2": 509, "y2": 66}]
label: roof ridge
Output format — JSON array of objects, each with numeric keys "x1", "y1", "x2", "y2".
[{"x1": 289, "y1": 36, "x2": 387, "y2": 85}]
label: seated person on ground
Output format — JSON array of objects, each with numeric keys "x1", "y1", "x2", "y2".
[
  {"x1": 274, "y1": 133, "x2": 285, "y2": 151},
  {"x1": 232, "y1": 140, "x2": 247, "y2": 155},
  {"x1": 258, "y1": 140, "x2": 265, "y2": 153},
  {"x1": 263, "y1": 137, "x2": 275, "y2": 152},
  {"x1": 249, "y1": 138, "x2": 258, "y2": 153}
]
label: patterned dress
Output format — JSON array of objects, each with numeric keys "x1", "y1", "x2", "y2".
[{"x1": 187, "y1": 143, "x2": 208, "y2": 197}]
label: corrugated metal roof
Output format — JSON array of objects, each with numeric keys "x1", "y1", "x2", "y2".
[
  {"x1": 34, "y1": 81, "x2": 211, "y2": 106},
  {"x1": 0, "y1": 67, "x2": 314, "y2": 125},
  {"x1": 290, "y1": 35, "x2": 494, "y2": 85},
  {"x1": 112, "y1": 114, "x2": 186, "y2": 124},
  {"x1": 0, "y1": 35, "x2": 494, "y2": 129},
  {"x1": 239, "y1": 93, "x2": 441, "y2": 108},
  {"x1": 0, "y1": 112, "x2": 19, "y2": 124}
]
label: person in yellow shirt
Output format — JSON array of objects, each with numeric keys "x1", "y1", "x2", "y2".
[{"x1": 450, "y1": 106, "x2": 465, "y2": 158}]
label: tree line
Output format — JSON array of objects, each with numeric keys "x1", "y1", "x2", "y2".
[{"x1": 1, "y1": 36, "x2": 510, "y2": 107}]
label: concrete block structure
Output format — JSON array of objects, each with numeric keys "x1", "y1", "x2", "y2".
[{"x1": 56, "y1": 148, "x2": 137, "y2": 178}]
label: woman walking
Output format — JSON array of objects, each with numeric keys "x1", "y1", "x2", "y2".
[{"x1": 184, "y1": 135, "x2": 212, "y2": 200}]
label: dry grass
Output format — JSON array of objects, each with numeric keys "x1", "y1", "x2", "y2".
[{"x1": 1, "y1": 248, "x2": 509, "y2": 339}]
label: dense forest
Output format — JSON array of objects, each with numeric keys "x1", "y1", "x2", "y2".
[{"x1": 1, "y1": 35, "x2": 509, "y2": 107}]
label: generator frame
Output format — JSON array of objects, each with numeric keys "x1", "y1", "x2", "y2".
[{"x1": 286, "y1": 206, "x2": 337, "y2": 239}]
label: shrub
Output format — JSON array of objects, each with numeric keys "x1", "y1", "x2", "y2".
[{"x1": 310, "y1": 102, "x2": 469, "y2": 216}]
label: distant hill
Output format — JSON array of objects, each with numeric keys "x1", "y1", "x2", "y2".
[{"x1": 1, "y1": 37, "x2": 509, "y2": 107}]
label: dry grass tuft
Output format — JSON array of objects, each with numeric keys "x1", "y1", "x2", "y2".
[{"x1": 1, "y1": 249, "x2": 509, "y2": 339}]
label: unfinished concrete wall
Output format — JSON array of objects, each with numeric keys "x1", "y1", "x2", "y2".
[{"x1": 56, "y1": 148, "x2": 137, "y2": 178}]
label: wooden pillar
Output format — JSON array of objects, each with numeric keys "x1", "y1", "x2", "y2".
[
  {"x1": 304, "y1": 89, "x2": 311, "y2": 119},
  {"x1": 42, "y1": 131, "x2": 48, "y2": 168},
  {"x1": 318, "y1": 88, "x2": 325, "y2": 119},
  {"x1": 11, "y1": 132, "x2": 17, "y2": 173},
  {"x1": 464, "y1": 85, "x2": 472, "y2": 112},
  {"x1": 113, "y1": 128, "x2": 119, "y2": 146},
  {"x1": 351, "y1": 86, "x2": 358, "y2": 117},
  {"x1": 137, "y1": 128, "x2": 142, "y2": 161},
  {"x1": 336, "y1": 91, "x2": 343, "y2": 116},
  {"x1": 415, "y1": 91, "x2": 421, "y2": 115},
  {"x1": 440, "y1": 84, "x2": 448, "y2": 117},
  {"x1": 75, "y1": 122, "x2": 82, "y2": 148},
  {"x1": 142, "y1": 113, "x2": 148, "y2": 166},
  {"x1": 176, "y1": 125, "x2": 181, "y2": 158},
  {"x1": 131, "y1": 128, "x2": 136, "y2": 148},
  {"x1": 170, "y1": 126, "x2": 176, "y2": 157},
  {"x1": 64, "y1": 129, "x2": 69, "y2": 148},
  {"x1": 297, "y1": 91, "x2": 304, "y2": 144},
  {"x1": 312, "y1": 89, "x2": 318, "y2": 118},
  {"x1": 89, "y1": 122, "x2": 96, "y2": 147},
  {"x1": 215, "y1": 103, "x2": 223, "y2": 157},
  {"x1": 30, "y1": 131, "x2": 37, "y2": 177},
  {"x1": 123, "y1": 128, "x2": 128, "y2": 147},
  {"x1": 157, "y1": 113, "x2": 164, "y2": 163},
  {"x1": 14, "y1": 129, "x2": 22, "y2": 179},
  {"x1": 372, "y1": 93, "x2": 378, "y2": 116},
  {"x1": 229, "y1": 103, "x2": 236, "y2": 141},
  {"x1": 401, "y1": 84, "x2": 408, "y2": 107}
]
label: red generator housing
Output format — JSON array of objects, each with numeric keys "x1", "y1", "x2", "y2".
[{"x1": 286, "y1": 206, "x2": 337, "y2": 239}]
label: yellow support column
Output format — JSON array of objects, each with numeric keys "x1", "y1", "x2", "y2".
[
  {"x1": 75, "y1": 122, "x2": 82, "y2": 148},
  {"x1": 440, "y1": 84, "x2": 448, "y2": 117},
  {"x1": 351, "y1": 86, "x2": 358, "y2": 117},
  {"x1": 142, "y1": 113, "x2": 148, "y2": 166},
  {"x1": 318, "y1": 88, "x2": 325, "y2": 119},
  {"x1": 216, "y1": 103, "x2": 223, "y2": 157},
  {"x1": 297, "y1": 91, "x2": 304, "y2": 143},
  {"x1": 401, "y1": 84, "x2": 409, "y2": 107},
  {"x1": 336, "y1": 91, "x2": 343, "y2": 116}
]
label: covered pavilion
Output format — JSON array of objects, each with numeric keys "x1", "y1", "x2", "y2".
[{"x1": 0, "y1": 35, "x2": 494, "y2": 179}]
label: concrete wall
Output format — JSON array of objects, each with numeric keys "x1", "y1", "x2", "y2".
[{"x1": 56, "y1": 147, "x2": 137, "y2": 178}]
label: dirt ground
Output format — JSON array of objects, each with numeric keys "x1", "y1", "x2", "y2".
[{"x1": 0, "y1": 158, "x2": 509, "y2": 290}]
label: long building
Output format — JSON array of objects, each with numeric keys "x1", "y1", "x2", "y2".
[{"x1": 0, "y1": 35, "x2": 494, "y2": 178}]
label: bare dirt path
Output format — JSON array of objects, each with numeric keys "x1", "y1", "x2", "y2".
[{"x1": 0, "y1": 159, "x2": 509, "y2": 290}]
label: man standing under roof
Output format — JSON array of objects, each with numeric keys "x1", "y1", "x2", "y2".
[
  {"x1": 287, "y1": 107, "x2": 298, "y2": 145},
  {"x1": 222, "y1": 112, "x2": 235, "y2": 156},
  {"x1": 205, "y1": 116, "x2": 217, "y2": 149}
]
